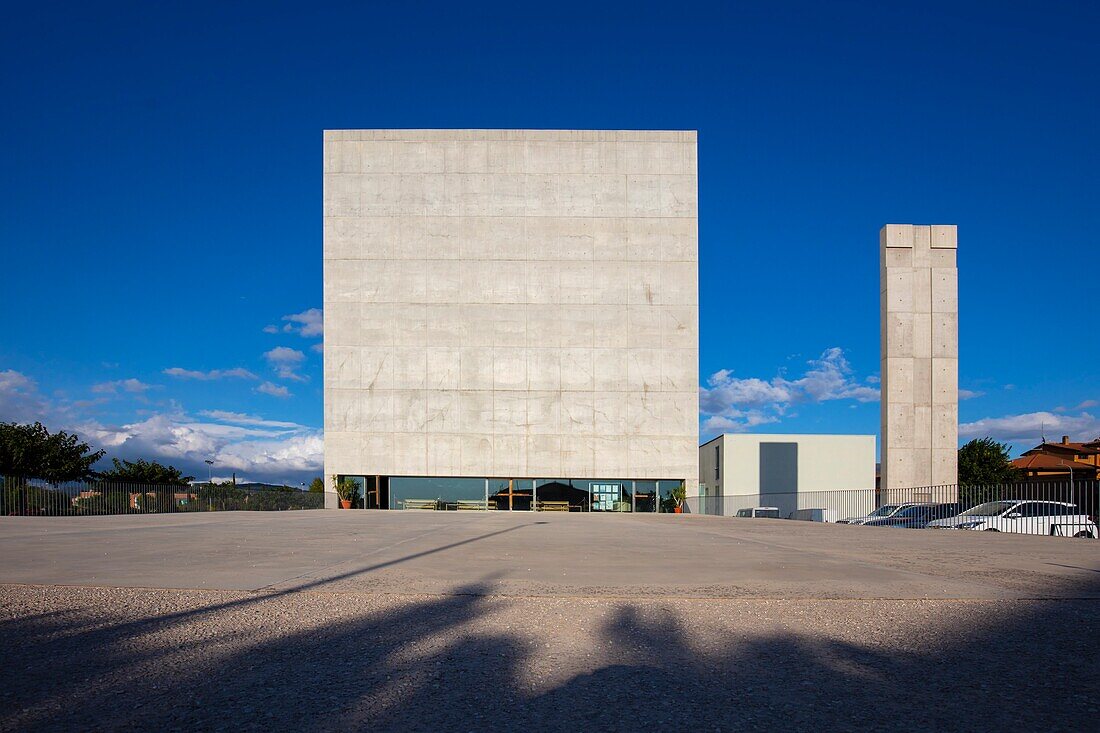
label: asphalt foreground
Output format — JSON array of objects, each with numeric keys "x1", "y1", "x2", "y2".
[{"x1": 1, "y1": 512, "x2": 1098, "y2": 732}]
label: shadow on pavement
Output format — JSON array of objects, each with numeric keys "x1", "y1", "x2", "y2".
[{"x1": 1, "y1": 564, "x2": 1098, "y2": 731}]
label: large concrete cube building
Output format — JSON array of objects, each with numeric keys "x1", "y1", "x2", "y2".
[
  {"x1": 323, "y1": 130, "x2": 698, "y2": 511},
  {"x1": 879, "y1": 224, "x2": 958, "y2": 493}
]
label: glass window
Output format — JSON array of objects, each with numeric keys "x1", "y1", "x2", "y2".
[
  {"x1": 658, "y1": 480, "x2": 683, "y2": 513},
  {"x1": 1011, "y1": 503, "x2": 1037, "y2": 517},
  {"x1": 338, "y1": 476, "x2": 367, "y2": 509},
  {"x1": 488, "y1": 479, "x2": 532, "y2": 511},
  {"x1": 634, "y1": 481, "x2": 657, "y2": 513},
  {"x1": 933, "y1": 503, "x2": 960, "y2": 518},
  {"x1": 960, "y1": 501, "x2": 1016, "y2": 517},
  {"x1": 590, "y1": 481, "x2": 626, "y2": 512},
  {"x1": 390, "y1": 477, "x2": 487, "y2": 510},
  {"x1": 534, "y1": 479, "x2": 584, "y2": 511},
  {"x1": 1025, "y1": 502, "x2": 1069, "y2": 517}
]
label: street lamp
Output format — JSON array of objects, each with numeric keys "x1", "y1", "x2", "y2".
[
  {"x1": 1059, "y1": 460, "x2": 1075, "y2": 509},
  {"x1": 204, "y1": 459, "x2": 214, "y2": 487}
]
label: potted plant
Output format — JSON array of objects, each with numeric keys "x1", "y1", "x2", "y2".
[
  {"x1": 335, "y1": 477, "x2": 360, "y2": 509},
  {"x1": 670, "y1": 485, "x2": 687, "y2": 513}
]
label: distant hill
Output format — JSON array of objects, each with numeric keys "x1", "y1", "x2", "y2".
[
  {"x1": 189, "y1": 481, "x2": 309, "y2": 492},
  {"x1": 237, "y1": 482, "x2": 307, "y2": 492}
]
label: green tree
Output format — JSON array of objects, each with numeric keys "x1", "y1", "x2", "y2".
[
  {"x1": 958, "y1": 438, "x2": 1020, "y2": 486},
  {"x1": 0, "y1": 422, "x2": 105, "y2": 482},
  {"x1": 958, "y1": 437, "x2": 1021, "y2": 506},
  {"x1": 308, "y1": 477, "x2": 324, "y2": 493},
  {"x1": 99, "y1": 458, "x2": 194, "y2": 485},
  {"x1": 1, "y1": 478, "x2": 72, "y2": 516},
  {"x1": 196, "y1": 479, "x2": 245, "y2": 511}
]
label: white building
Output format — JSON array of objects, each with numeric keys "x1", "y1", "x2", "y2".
[
  {"x1": 323, "y1": 129, "x2": 699, "y2": 511},
  {"x1": 696, "y1": 434, "x2": 876, "y2": 518}
]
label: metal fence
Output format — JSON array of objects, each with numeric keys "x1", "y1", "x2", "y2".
[
  {"x1": 1, "y1": 476, "x2": 325, "y2": 516},
  {"x1": 686, "y1": 480, "x2": 1099, "y2": 537}
]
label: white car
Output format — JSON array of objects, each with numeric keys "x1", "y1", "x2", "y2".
[
  {"x1": 735, "y1": 507, "x2": 781, "y2": 518},
  {"x1": 927, "y1": 500, "x2": 1097, "y2": 538}
]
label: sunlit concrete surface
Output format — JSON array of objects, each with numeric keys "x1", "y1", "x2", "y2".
[
  {"x1": 880, "y1": 223, "x2": 959, "y2": 492},
  {"x1": 2, "y1": 514, "x2": 1098, "y2": 731},
  {"x1": 323, "y1": 130, "x2": 700, "y2": 500},
  {"x1": 1, "y1": 511, "x2": 1097, "y2": 599}
]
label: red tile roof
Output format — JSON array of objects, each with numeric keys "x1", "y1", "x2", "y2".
[
  {"x1": 1024, "y1": 441, "x2": 1100, "y2": 456},
  {"x1": 1012, "y1": 453, "x2": 1098, "y2": 472}
]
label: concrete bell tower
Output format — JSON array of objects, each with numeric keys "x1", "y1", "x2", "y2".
[{"x1": 880, "y1": 224, "x2": 958, "y2": 495}]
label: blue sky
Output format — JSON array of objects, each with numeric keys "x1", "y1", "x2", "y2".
[{"x1": 1, "y1": 1, "x2": 1097, "y2": 483}]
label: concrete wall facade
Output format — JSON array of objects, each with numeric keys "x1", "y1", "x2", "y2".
[
  {"x1": 695, "y1": 433, "x2": 877, "y2": 517},
  {"x1": 879, "y1": 224, "x2": 958, "y2": 492},
  {"x1": 323, "y1": 130, "x2": 699, "y2": 494}
]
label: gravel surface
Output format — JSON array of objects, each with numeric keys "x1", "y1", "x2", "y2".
[{"x1": 2, "y1": 583, "x2": 1098, "y2": 732}]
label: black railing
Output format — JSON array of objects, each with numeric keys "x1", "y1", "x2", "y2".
[{"x1": 1, "y1": 476, "x2": 324, "y2": 516}]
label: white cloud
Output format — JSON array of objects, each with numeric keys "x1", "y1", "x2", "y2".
[
  {"x1": 700, "y1": 371, "x2": 792, "y2": 411},
  {"x1": 0, "y1": 369, "x2": 47, "y2": 423},
  {"x1": 1074, "y1": 399, "x2": 1098, "y2": 410},
  {"x1": 256, "y1": 381, "x2": 292, "y2": 398},
  {"x1": 198, "y1": 410, "x2": 302, "y2": 429},
  {"x1": 80, "y1": 411, "x2": 322, "y2": 480},
  {"x1": 701, "y1": 412, "x2": 778, "y2": 433},
  {"x1": 0, "y1": 369, "x2": 34, "y2": 393},
  {"x1": 699, "y1": 348, "x2": 878, "y2": 435},
  {"x1": 777, "y1": 347, "x2": 880, "y2": 403},
  {"x1": 959, "y1": 410, "x2": 1100, "y2": 443},
  {"x1": 959, "y1": 389, "x2": 984, "y2": 400},
  {"x1": 91, "y1": 378, "x2": 155, "y2": 395},
  {"x1": 262, "y1": 325, "x2": 279, "y2": 334},
  {"x1": 280, "y1": 308, "x2": 323, "y2": 338},
  {"x1": 1, "y1": 367, "x2": 321, "y2": 482},
  {"x1": 215, "y1": 432, "x2": 324, "y2": 475},
  {"x1": 264, "y1": 347, "x2": 307, "y2": 382},
  {"x1": 311, "y1": 342, "x2": 324, "y2": 353},
  {"x1": 163, "y1": 367, "x2": 258, "y2": 381}
]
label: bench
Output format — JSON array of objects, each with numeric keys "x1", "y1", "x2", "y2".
[
  {"x1": 402, "y1": 498, "x2": 439, "y2": 511},
  {"x1": 456, "y1": 500, "x2": 488, "y2": 511},
  {"x1": 537, "y1": 501, "x2": 570, "y2": 512}
]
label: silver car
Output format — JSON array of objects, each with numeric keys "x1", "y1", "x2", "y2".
[{"x1": 838, "y1": 502, "x2": 920, "y2": 525}]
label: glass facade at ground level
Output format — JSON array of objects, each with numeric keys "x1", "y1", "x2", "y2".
[{"x1": 336, "y1": 476, "x2": 685, "y2": 512}]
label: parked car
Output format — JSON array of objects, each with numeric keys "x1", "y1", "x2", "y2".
[
  {"x1": 838, "y1": 502, "x2": 920, "y2": 525},
  {"x1": 788, "y1": 508, "x2": 837, "y2": 523},
  {"x1": 735, "y1": 507, "x2": 781, "y2": 518},
  {"x1": 861, "y1": 503, "x2": 960, "y2": 529},
  {"x1": 927, "y1": 500, "x2": 1098, "y2": 538}
]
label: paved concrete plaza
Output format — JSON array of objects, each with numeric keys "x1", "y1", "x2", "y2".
[
  {"x1": 1, "y1": 513, "x2": 1098, "y2": 731},
  {"x1": 1, "y1": 511, "x2": 1099, "y2": 598}
]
